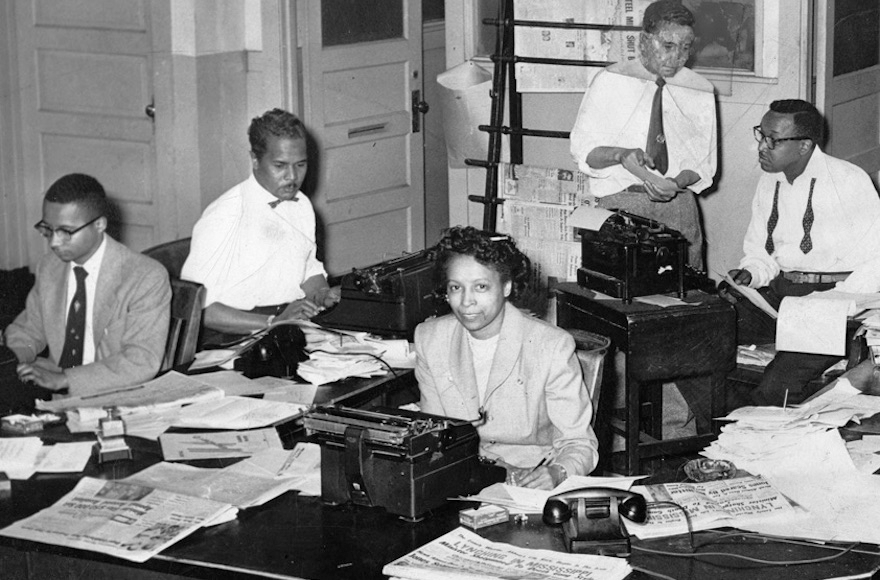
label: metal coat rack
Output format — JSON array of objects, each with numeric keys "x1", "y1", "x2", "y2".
[{"x1": 464, "y1": 0, "x2": 641, "y2": 231}]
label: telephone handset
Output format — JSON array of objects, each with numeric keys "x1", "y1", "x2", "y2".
[{"x1": 542, "y1": 487, "x2": 648, "y2": 556}]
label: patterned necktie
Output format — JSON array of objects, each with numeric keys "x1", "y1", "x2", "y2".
[
  {"x1": 800, "y1": 178, "x2": 817, "y2": 254},
  {"x1": 58, "y1": 266, "x2": 88, "y2": 369},
  {"x1": 765, "y1": 181, "x2": 780, "y2": 255},
  {"x1": 646, "y1": 77, "x2": 668, "y2": 175}
]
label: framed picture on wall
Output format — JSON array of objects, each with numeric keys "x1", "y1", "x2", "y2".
[{"x1": 685, "y1": 0, "x2": 757, "y2": 72}]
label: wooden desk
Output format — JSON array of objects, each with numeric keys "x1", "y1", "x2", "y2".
[
  {"x1": 2, "y1": 450, "x2": 879, "y2": 580},
  {"x1": 555, "y1": 283, "x2": 736, "y2": 475}
]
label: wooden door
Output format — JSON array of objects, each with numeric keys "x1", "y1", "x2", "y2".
[
  {"x1": 300, "y1": 0, "x2": 426, "y2": 275},
  {"x1": 815, "y1": 0, "x2": 880, "y2": 185},
  {"x1": 16, "y1": 0, "x2": 164, "y2": 263}
]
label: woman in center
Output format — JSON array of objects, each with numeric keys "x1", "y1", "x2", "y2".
[{"x1": 415, "y1": 226, "x2": 598, "y2": 489}]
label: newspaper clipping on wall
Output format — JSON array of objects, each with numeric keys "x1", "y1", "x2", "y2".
[
  {"x1": 497, "y1": 162, "x2": 593, "y2": 284},
  {"x1": 514, "y1": 0, "x2": 653, "y2": 92}
]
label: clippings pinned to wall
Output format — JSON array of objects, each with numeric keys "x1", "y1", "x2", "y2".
[
  {"x1": 512, "y1": 0, "x2": 757, "y2": 93},
  {"x1": 513, "y1": 0, "x2": 651, "y2": 92},
  {"x1": 495, "y1": 162, "x2": 595, "y2": 283}
]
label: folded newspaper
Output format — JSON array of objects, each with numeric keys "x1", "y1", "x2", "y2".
[
  {"x1": 383, "y1": 527, "x2": 631, "y2": 580},
  {"x1": 624, "y1": 475, "x2": 795, "y2": 539},
  {"x1": 0, "y1": 477, "x2": 234, "y2": 563}
]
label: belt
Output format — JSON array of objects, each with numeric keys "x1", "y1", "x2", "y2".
[{"x1": 781, "y1": 271, "x2": 851, "y2": 284}]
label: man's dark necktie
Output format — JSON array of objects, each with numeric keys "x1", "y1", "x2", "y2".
[
  {"x1": 58, "y1": 266, "x2": 87, "y2": 369},
  {"x1": 646, "y1": 77, "x2": 668, "y2": 175},
  {"x1": 765, "y1": 181, "x2": 780, "y2": 255},
  {"x1": 800, "y1": 178, "x2": 816, "y2": 254}
]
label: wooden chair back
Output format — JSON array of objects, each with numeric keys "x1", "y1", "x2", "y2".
[
  {"x1": 163, "y1": 279, "x2": 205, "y2": 372},
  {"x1": 143, "y1": 238, "x2": 192, "y2": 280},
  {"x1": 568, "y1": 329, "x2": 610, "y2": 427}
]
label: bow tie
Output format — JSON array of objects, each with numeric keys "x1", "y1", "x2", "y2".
[{"x1": 268, "y1": 197, "x2": 298, "y2": 209}]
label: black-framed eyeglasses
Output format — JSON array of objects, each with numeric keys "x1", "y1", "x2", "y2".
[
  {"x1": 34, "y1": 215, "x2": 102, "y2": 242},
  {"x1": 753, "y1": 126, "x2": 809, "y2": 150}
]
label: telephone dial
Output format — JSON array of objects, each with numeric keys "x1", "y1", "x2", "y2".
[{"x1": 542, "y1": 487, "x2": 648, "y2": 556}]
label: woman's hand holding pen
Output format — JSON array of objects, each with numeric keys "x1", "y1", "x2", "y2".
[{"x1": 506, "y1": 457, "x2": 557, "y2": 490}]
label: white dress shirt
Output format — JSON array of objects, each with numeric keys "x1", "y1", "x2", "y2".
[
  {"x1": 570, "y1": 59, "x2": 717, "y2": 197},
  {"x1": 739, "y1": 147, "x2": 880, "y2": 289},
  {"x1": 181, "y1": 174, "x2": 327, "y2": 310},
  {"x1": 66, "y1": 236, "x2": 107, "y2": 364}
]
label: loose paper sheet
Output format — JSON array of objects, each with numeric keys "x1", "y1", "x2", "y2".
[
  {"x1": 159, "y1": 428, "x2": 283, "y2": 461},
  {"x1": 776, "y1": 295, "x2": 853, "y2": 356}
]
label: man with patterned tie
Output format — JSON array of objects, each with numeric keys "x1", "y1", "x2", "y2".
[
  {"x1": 182, "y1": 109, "x2": 340, "y2": 346},
  {"x1": 722, "y1": 99, "x2": 880, "y2": 406},
  {"x1": 3, "y1": 174, "x2": 171, "y2": 403},
  {"x1": 570, "y1": 0, "x2": 716, "y2": 269}
]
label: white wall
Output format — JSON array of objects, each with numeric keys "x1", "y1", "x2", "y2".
[{"x1": 445, "y1": 0, "x2": 812, "y2": 280}]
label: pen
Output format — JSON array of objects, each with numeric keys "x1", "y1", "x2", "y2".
[{"x1": 527, "y1": 457, "x2": 548, "y2": 476}]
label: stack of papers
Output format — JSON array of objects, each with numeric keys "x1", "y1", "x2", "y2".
[
  {"x1": 123, "y1": 444, "x2": 321, "y2": 509},
  {"x1": 459, "y1": 475, "x2": 642, "y2": 513},
  {"x1": 297, "y1": 351, "x2": 387, "y2": 385},
  {"x1": 698, "y1": 379, "x2": 880, "y2": 544},
  {"x1": 703, "y1": 379, "x2": 880, "y2": 476},
  {"x1": 171, "y1": 396, "x2": 307, "y2": 430}
]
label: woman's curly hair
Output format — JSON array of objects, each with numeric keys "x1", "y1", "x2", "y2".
[{"x1": 434, "y1": 226, "x2": 531, "y2": 300}]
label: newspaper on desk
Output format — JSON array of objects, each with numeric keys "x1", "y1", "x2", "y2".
[
  {"x1": 0, "y1": 476, "x2": 234, "y2": 563},
  {"x1": 383, "y1": 527, "x2": 632, "y2": 580},
  {"x1": 625, "y1": 475, "x2": 795, "y2": 539}
]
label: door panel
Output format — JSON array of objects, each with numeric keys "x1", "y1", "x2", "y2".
[
  {"x1": 17, "y1": 0, "x2": 159, "y2": 263},
  {"x1": 301, "y1": 0, "x2": 425, "y2": 275},
  {"x1": 815, "y1": 0, "x2": 880, "y2": 186}
]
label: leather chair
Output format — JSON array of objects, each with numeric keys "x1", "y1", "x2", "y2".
[
  {"x1": 142, "y1": 238, "x2": 191, "y2": 280},
  {"x1": 162, "y1": 279, "x2": 206, "y2": 372}
]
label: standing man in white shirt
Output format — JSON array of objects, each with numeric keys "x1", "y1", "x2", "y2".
[
  {"x1": 722, "y1": 99, "x2": 880, "y2": 406},
  {"x1": 570, "y1": 0, "x2": 716, "y2": 269},
  {"x1": 182, "y1": 109, "x2": 340, "y2": 346}
]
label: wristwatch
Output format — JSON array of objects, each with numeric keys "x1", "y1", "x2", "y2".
[{"x1": 549, "y1": 463, "x2": 568, "y2": 485}]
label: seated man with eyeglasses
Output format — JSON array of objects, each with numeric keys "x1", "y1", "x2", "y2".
[
  {"x1": 2, "y1": 173, "x2": 171, "y2": 408},
  {"x1": 719, "y1": 99, "x2": 880, "y2": 407}
]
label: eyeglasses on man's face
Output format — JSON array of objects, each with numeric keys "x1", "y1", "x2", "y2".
[
  {"x1": 753, "y1": 126, "x2": 809, "y2": 150},
  {"x1": 34, "y1": 215, "x2": 102, "y2": 242}
]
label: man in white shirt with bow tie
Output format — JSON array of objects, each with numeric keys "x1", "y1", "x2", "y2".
[{"x1": 182, "y1": 109, "x2": 339, "y2": 346}]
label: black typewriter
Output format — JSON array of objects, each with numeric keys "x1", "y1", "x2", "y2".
[
  {"x1": 577, "y1": 210, "x2": 694, "y2": 303},
  {"x1": 312, "y1": 248, "x2": 448, "y2": 339},
  {"x1": 304, "y1": 406, "x2": 505, "y2": 520}
]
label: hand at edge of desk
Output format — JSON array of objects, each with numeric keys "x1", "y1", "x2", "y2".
[{"x1": 839, "y1": 359, "x2": 880, "y2": 396}]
